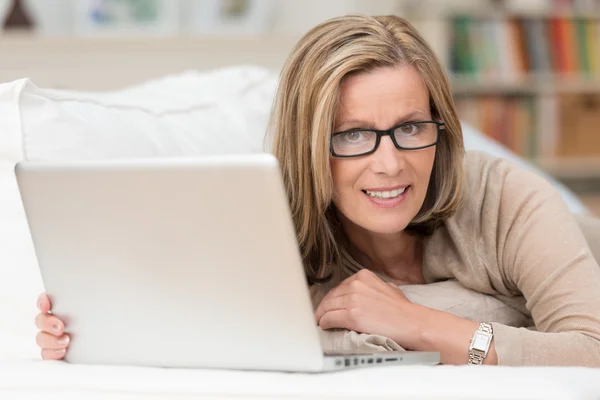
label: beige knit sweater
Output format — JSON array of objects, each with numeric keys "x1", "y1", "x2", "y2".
[{"x1": 316, "y1": 150, "x2": 600, "y2": 367}]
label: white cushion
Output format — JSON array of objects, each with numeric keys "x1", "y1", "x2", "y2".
[{"x1": 19, "y1": 65, "x2": 277, "y2": 161}]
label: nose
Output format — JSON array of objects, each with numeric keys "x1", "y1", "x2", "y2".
[{"x1": 369, "y1": 136, "x2": 405, "y2": 176}]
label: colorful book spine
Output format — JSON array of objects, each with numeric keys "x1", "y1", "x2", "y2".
[{"x1": 449, "y1": 15, "x2": 600, "y2": 77}]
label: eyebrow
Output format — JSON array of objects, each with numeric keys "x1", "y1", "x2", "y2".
[{"x1": 335, "y1": 110, "x2": 430, "y2": 131}]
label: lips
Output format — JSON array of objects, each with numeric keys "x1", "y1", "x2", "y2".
[
  {"x1": 362, "y1": 185, "x2": 410, "y2": 198},
  {"x1": 362, "y1": 184, "x2": 409, "y2": 191},
  {"x1": 361, "y1": 185, "x2": 410, "y2": 208},
  {"x1": 363, "y1": 187, "x2": 406, "y2": 199}
]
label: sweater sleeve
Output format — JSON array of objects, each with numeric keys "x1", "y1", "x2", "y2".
[{"x1": 489, "y1": 160, "x2": 600, "y2": 366}]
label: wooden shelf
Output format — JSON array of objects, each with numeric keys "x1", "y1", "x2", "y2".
[
  {"x1": 0, "y1": 32, "x2": 300, "y2": 90},
  {"x1": 445, "y1": 10, "x2": 600, "y2": 19},
  {"x1": 432, "y1": 0, "x2": 600, "y2": 19},
  {"x1": 451, "y1": 75, "x2": 600, "y2": 95}
]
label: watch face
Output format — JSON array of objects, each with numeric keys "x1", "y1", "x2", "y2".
[{"x1": 473, "y1": 333, "x2": 491, "y2": 351}]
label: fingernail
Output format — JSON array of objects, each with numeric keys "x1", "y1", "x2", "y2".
[
  {"x1": 55, "y1": 348, "x2": 66, "y2": 354},
  {"x1": 37, "y1": 301, "x2": 42, "y2": 310},
  {"x1": 51, "y1": 324, "x2": 61, "y2": 334},
  {"x1": 57, "y1": 336, "x2": 69, "y2": 345}
]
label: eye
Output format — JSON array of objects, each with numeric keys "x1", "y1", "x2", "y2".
[
  {"x1": 397, "y1": 123, "x2": 419, "y2": 136},
  {"x1": 340, "y1": 131, "x2": 365, "y2": 143}
]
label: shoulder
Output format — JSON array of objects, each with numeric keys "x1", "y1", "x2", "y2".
[
  {"x1": 432, "y1": 150, "x2": 574, "y2": 292},
  {"x1": 459, "y1": 150, "x2": 562, "y2": 220},
  {"x1": 449, "y1": 150, "x2": 572, "y2": 267},
  {"x1": 463, "y1": 150, "x2": 552, "y2": 191}
]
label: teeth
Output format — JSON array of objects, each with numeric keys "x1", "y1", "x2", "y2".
[{"x1": 365, "y1": 187, "x2": 406, "y2": 199}]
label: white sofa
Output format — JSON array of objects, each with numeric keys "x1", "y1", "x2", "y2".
[{"x1": 1, "y1": 66, "x2": 598, "y2": 399}]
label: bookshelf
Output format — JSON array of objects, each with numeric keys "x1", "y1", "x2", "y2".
[{"x1": 407, "y1": 0, "x2": 600, "y2": 183}]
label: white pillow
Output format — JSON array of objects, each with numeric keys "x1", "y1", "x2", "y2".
[{"x1": 19, "y1": 65, "x2": 277, "y2": 161}]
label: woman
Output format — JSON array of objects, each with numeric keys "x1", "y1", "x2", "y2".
[{"x1": 34, "y1": 15, "x2": 600, "y2": 366}]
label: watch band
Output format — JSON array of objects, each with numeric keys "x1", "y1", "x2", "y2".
[
  {"x1": 468, "y1": 348, "x2": 487, "y2": 365},
  {"x1": 468, "y1": 322, "x2": 493, "y2": 365}
]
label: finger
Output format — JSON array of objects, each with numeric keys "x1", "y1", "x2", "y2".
[
  {"x1": 318, "y1": 309, "x2": 360, "y2": 331},
  {"x1": 41, "y1": 348, "x2": 67, "y2": 361},
  {"x1": 383, "y1": 281, "x2": 405, "y2": 296},
  {"x1": 354, "y1": 269, "x2": 389, "y2": 284},
  {"x1": 383, "y1": 282, "x2": 411, "y2": 303},
  {"x1": 341, "y1": 270, "x2": 393, "y2": 296},
  {"x1": 315, "y1": 293, "x2": 356, "y2": 323},
  {"x1": 342, "y1": 269, "x2": 377, "y2": 285},
  {"x1": 37, "y1": 293, "x2": 52, "y2": 313},
  {"x1": 325, "y1": 274, "x2": 372, "y2": 299},
  {"x1": 354, "y1": 270, "x2": 396, "y2": 291},
  {"x1": 35, "y1": 313, "x2": 64, "y2": 336},
  {"x1": 351, "y1": 271, "x2": 404, "y2": 301},
  {"x1": 314, "y1": 282, "x2": 364, "y2": 320},
  {"x1": 36, "y1": 331, "x2": 70, "y2": 350},
  {"x1": 323, "y1": 270, "x2": 370, "y2": 297},
  {"x1": 325, "y1": 278, "x2": 379, "y2": 302},
  {"x1": 314, "y1": 278, "x2": 382, "y2": 321}
]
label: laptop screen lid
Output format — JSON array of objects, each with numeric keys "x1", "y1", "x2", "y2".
[{"x1": 15, "y1": 154, "x2": 326, "y2": 372}]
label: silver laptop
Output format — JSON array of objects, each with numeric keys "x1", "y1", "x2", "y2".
[{"x1": 15, "y1": 154, "x2": 439, "y2": 372}]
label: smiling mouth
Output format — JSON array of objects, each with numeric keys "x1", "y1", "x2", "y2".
[{"x1": 362, "y1": 187, "x2": 408, "y2": 199}]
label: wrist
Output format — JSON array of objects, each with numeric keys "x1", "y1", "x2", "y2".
[
  {"x1": 404, "y1": 303, "x2": 447, "y2": 351},
  {"x1": 411, "y1": 306, "x2": 493, "y2": 365},
  {"x1": 468, "y1": 322, "x2": 495, "y2": 365}
]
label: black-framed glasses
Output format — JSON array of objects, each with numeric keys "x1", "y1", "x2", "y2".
[{"x1": 330, "y1": 120, "x2": 445, "y2": 158}]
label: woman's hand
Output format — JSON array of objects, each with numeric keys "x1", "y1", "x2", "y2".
[
  {"x1": 314, "y1": 269, "x2": 422, "y2": 349},
  {"x1": 35, "y1": 293, "x2": 70, "y2": 360},
  {"x1": 314, "y1": 269, "x2": 498, "y2": 365}
]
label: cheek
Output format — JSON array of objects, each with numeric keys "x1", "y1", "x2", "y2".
[
  {"x1": 408, "y1": 149, "x2": 436, "y2": 195},
  {"x1": 330, "y1": 159, "x2": 362, "y2": 203}
]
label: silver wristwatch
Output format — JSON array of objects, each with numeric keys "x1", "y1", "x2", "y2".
[{"x1": 468, "y1": 322, "x2": 494, "y2": 365}]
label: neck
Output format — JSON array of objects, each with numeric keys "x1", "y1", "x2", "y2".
[{"x1": 339, "y1": 214, "x2": 425, "y2": 285}]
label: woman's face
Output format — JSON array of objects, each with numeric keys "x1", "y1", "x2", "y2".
[{"x1": 330, "y1": 65, "x2": 436, "y2": 235}]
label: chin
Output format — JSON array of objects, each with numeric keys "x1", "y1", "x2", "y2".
[{"x1": 360, "y1": 217, "x2": 411, "y2": 235}]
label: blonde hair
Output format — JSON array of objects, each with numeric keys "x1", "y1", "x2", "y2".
[{"x1": 267, "y1": 15, "x2": 465, "y2": 284}]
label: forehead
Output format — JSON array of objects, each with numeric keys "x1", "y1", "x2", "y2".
[
  {"x1": 335, "y1": 65, "x2": 430, "y2": 129},
  {"x1": 340, "y1": 64, "x2": 427, "y2": 98}
]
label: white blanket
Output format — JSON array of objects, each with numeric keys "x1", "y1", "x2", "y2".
[{"x1": 2, "y1": 359, "x2": 600, "y2": 399}]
